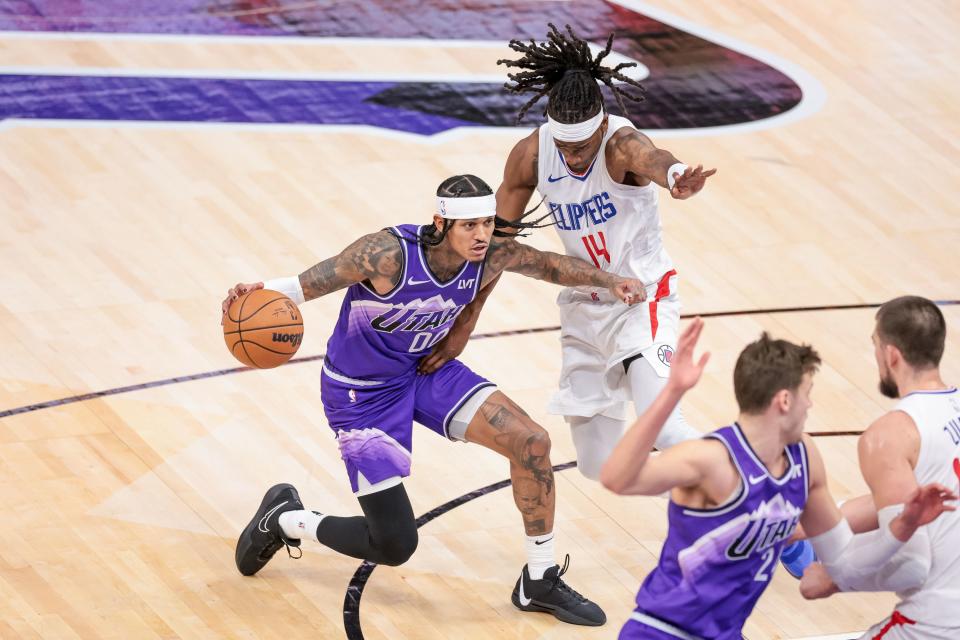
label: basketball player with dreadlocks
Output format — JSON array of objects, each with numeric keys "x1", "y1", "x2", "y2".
[
  {"x1": 222, "y1": 175, "x2": 648, "y2": 627},
  {"x1": 420, "y1": 24, "x2": 716, "y2": 481}
]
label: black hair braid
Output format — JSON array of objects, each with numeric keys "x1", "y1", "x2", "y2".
[
  {"x1": 497, "y1": 23, "x2": 646, "y2": 124},
  {"x1": 396, "y1": 174, "x2": 495, "y2": 247}
]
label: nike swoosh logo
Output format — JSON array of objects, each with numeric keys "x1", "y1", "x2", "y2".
[
  {"x1": 546, "y1": 174, "x2": 567, "y2": 183},
  {"x1": 518, "y1": 576, "x2": 532, "y2": 606},
  {"x1": 533, "y1": 536, "x2": 554, "y2": 546},
  {"x1": 407, "y1": 277, "x2": 431, "y2": 286},
  {"x1": 748, "y1": 474, "x2": 766, "y2": 485},
  {"x1": 258, "y1": 500, "x2": 289, "y2": 533}
]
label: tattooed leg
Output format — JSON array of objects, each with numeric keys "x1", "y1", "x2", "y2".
[{"x1": 464, "y1": 391, "x2": 556, "y2": 535}]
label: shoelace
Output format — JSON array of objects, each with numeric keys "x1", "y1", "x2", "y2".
[
  {"x1": 549, "y1": 554, "x2": 588, "y2": 603},
  {"x1": 259, "y1": 536, "x2": 303, "y2": 561}
]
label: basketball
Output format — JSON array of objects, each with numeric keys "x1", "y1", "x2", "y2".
[{"x1": 223, "y1": 288, "x2": 304, "y2": 368}]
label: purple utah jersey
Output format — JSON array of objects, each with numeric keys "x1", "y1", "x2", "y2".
[
  {"x1": 325, "y1": 224, "x2": 485, "y2": 380},
  {"x1": 623, "y1": 424, "x2": 809, "y2": 640}
]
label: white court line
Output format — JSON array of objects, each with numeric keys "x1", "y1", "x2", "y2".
[
  {"x1": 0, "y1": 65, "x2": 511, "y2": 83},
  {"x1": 0, "y1": 0, "x2": 825, "y2": 140}
]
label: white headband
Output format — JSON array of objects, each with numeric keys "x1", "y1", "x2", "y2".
[
  {"x1": 547, "y1": 109, "x2": 604, "y2": 142},
  {"x1": 436, "y1": 194, "x2": 497, "y2": 220}
]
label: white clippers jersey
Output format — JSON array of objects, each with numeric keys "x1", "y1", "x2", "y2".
[
  {"x1": 536, "y1": 114, "x2": 674, "y2": 294},
  {"x1": 893, "y1": 387, "x2": 960, "y2": 625}
]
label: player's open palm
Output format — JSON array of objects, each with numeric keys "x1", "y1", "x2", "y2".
[
  {"x1": 221, "y1": 281, "x2": 264, "y2": 325},
  {"x1": 670, "y1": 164, "x2": 717, "y2": 200},
  {"x1": 668, "y1": 317, "x2": 710, "y2": 392},
  {"x1": 900, "y1": 483, "x2": 958, "y2": 529},
  {"x1": 610, "y1": 277, "x2": 647, "y2": 305}
]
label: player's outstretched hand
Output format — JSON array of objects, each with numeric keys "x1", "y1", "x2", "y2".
[
  {"x1": 418, "y1": 326, "x2": 469, "y2": 375},
  {"x1": 667, "y1": 317, "x2": 710, "y2": 393},
  {"x1": 670, "y1": 164, "x2": 716, "y2": 200},
  {"x1": 610, "y1": 277, "x2": 647, "y2": 305},
  {"x1": 799, "y1": 562, "x2": 839, "y2": 600},
  {"x1": 221, "y1": 281, "x2": 264, "y2": 325},
  {"x1": 899, "y1": 482, "x2": 958, "y2": 532}
]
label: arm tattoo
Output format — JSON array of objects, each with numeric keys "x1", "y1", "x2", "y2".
[
  {"x1": 613, "y1": 129, "x2": 677, "y2": 184},
  {"x1": 298, "y1": 231, "x2": 402, "y2": 301},
  {"x1": 486, "y1": 239, "x2": 617, "y2": 289}
]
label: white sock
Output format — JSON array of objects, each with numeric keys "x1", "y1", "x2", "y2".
[
  {"x1": 525, "y1": 533, "x2": 556, "y2": 580},
  {"x1": 628, "y1": 357, "x2": 701, "y2": 449},
  {"x1": 278, "y1": 510, "x2": 325, "y2": 542}
]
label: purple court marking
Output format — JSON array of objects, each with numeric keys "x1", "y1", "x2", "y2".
[
  {"x1": 3, "y1": 300, "x2": 956, "y2": 420},
  {"x1": 0, "y1": 0, "x2": 805, "y2": 132},
  {"x1": 0, "y1": 75, "x2": 478, "y2": 134}
]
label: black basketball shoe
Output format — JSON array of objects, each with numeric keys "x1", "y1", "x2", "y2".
[
  {"x1": 235, "y1": 483, "x2": 304, "y2": 576},
  {"x1": 511, "y1": 554, "x2": 606, "y2": 626}
]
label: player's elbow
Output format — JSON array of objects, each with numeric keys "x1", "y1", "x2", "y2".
[{"x1": 599, "y1": 464, "x2": 632, "y2": 494}]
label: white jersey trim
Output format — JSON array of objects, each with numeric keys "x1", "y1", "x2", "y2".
[{"x1": 628, "y1": 612, "x2": 704, "y2": 640}]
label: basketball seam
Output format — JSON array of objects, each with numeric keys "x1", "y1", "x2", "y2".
[
  {"x1": 223, "y1": 322, "x2": 304, "y2": 336},
  {"x1": 237, "y1": 291, "x2": 255, "y2": 368},
  {"x1": 229, "y1": 295, "x2": 288, "y2": 323},
  {"x1": 232, "y1": 339, "x2": 300, "y2": 356}
]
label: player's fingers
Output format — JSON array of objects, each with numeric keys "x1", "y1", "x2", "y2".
[
  {"x1": 697, "y1": 351, "x2": 711, "y2": 369},
  {"x1": 689, "y1": 316, "x2": 705, "y2": 340},
  {"x1": 677, "y1": 318, "x2": 700, "y2": 350},
  {"x1": 702, "y1": 168, "x2": 718, "y2": 177},
  {"x1": 427, "y1": 352, "x2": 450, "y2": 373}
]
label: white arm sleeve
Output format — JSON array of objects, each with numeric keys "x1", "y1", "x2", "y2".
[
  {"x1": 263, "y1": 276, "x2": 306, "y2": 305},
  {"x1": 810, "y1": 505, "x2": 932, "y2": 593}
]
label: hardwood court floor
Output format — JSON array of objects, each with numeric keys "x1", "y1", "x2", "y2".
[{"x1": 1, "y1": 1, "x2": 958, "y2": 638}]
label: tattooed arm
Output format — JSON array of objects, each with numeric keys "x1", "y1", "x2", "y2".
[
  {"x1": 221, "y1": 231, "x2": 402, "y2": 322},
  {"x1": 298, "y1": 230, "x2": 402, "y2": 300},
  {"x1": 481, "y1": 237, "x2": 647, "y2": 304},
  {"x1": 607, "y1": 128, "x2": 716, "y2": 199}
]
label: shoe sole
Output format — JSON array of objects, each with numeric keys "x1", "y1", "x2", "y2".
[
  {"x1": 235, "y1": 483, "x2": 301, "y2": 577},
  {"x1": 511, "y1": 592, "x2": 606, "y2": 627}
]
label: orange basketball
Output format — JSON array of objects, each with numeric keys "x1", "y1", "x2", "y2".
[{"x1": 223, "y1": 288, "x2": 304, "y2": 368}]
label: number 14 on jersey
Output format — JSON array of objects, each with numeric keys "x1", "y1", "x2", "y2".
[{"x1": 581, "y1": 231, "x2": 611, "y2": 268}]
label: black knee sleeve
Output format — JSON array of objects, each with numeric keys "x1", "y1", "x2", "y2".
[
  {"x1": 315, "y1": 483, "x2": 418, "y2": 566},
  {"x1": 359, "y1": 483, "x2": 418, "y2": 566}
]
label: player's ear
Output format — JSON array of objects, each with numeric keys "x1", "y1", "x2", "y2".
[
  {"x1": 884, "y1": 343, "x2": 902, "y2": 369},
  {"x1": 432, "y1": 215, "x2": 446, "y2": 232},
  {"x1": 772, "y1": 388, "x2": 791, "y2": 414}
]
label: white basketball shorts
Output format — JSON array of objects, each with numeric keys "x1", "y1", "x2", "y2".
[{"x1": 547, "y1": 270, "x2": 680, "y2": 419}]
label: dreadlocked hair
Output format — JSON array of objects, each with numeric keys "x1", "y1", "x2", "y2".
[
  {"x1": 400, "y1": 174, "x2": 495, "y2": 247},
  {"x1": 497, "y1": 23, "x2": 645, "y2": 124}
]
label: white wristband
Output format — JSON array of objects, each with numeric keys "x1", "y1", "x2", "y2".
[
  {"x1": 263, "y1": 276, "x2": 306, "y2": 305},
  {"x1": 666, "y1": 162, "x2": 688, "y2": 190}
]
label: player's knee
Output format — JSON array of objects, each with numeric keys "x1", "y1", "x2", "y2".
[
  {"x1": 377, "y1": 528, "x2": 419, "y2": 566},
  {"x1": 575, "y1": 455, "x2": 604, "y2": 481},
  {"x1": 521, "y1": 425, "x2": 552, "y2": 463},
  {"x1": 654, "y1": 412, "x2": 700, "y2": 450}
]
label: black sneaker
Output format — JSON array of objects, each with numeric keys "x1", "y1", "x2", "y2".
[
  {"x1": 235, "y1": 483, "x2": 304, "y2": 576},
  {"x1": 511, "y1": 554, "x2": 606, "y2": 626}
]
